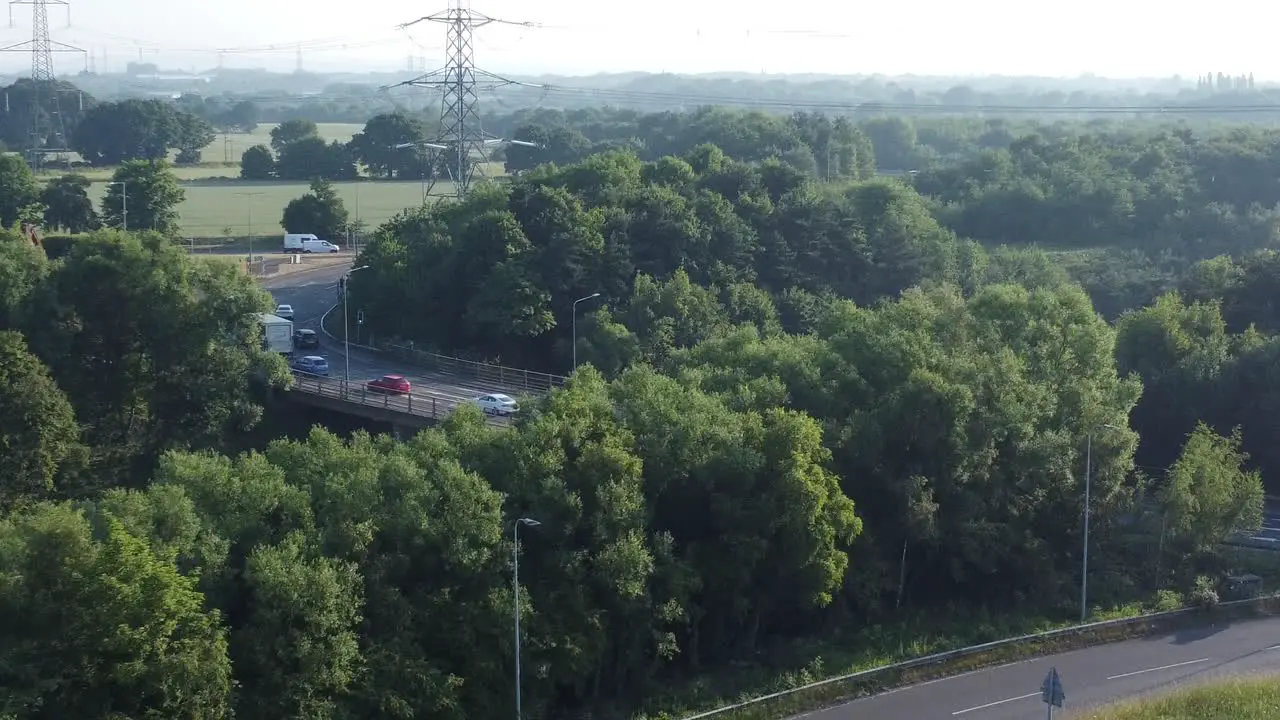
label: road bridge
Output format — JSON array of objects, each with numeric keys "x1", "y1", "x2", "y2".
[{"x1": 286, "y1": 370, "x2": 512, "y2": 437}]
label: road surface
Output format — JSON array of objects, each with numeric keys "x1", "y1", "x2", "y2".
[
  {"x1": 262, "y1": 261, "x2": 533, "y2": 417},
  {"x1": 806, "y1": 616, "x2": 1280, "y2": 718}
]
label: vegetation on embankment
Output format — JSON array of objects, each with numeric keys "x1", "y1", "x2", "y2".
[{"x1": 1079, "y1": 675, "x2": 1280, "y2": 719}]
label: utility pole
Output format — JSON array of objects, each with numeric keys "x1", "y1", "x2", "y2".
[
  {"x1": 388, "y1": 2, "x2": 538, "y2": 199},
  {"x1": 0, "y1": 0, "x2": 84, "y2": 172}
]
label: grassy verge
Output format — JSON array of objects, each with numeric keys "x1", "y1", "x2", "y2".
[
  {"x1": 637, "y1": 593, "x2": 1280, "y2": 720},
  {"x1": 1078, "y1": 675, "x2": 1280, "y2": 719}
]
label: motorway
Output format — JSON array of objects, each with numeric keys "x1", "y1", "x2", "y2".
[
  {"x1": 260, "y1": 258, "x2": 532, "y2": 421},
  {"x1": 1246, "y1": 504, "x2": 1280, "y2": 546},
  {"x1": 807, "y1": 616, "x2": 1280, "y2": 718}
]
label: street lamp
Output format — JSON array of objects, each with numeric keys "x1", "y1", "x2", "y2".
[
  {"x1": 1082, "y1": 422, "x2": 1121, "y2": 622},
  {"x1": 107, "y1": 181, "x2": 127, "y2": 230},
  {"x1": 234, "y1": 191, "x2": 263, "y2": 273},
  {"x1": 571, "y1": 293, "x2": 601, "y2": 372},
  {"x1": 342, "y1": 265, "x2": 369, "y2": 392},
  {"x1": 513, "y1": 517, "x2": 541, "y2": 720}
]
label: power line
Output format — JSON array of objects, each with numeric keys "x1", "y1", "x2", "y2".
[
  {"x1": 208, "y1": 81, "x2": 1280, "y2": 117},
  {"x1": 386, "y1": 3, "x2": 538, "y2": 199},
  {"x1": 0, "y1": 0, "x2": 85, "y2": 169}
]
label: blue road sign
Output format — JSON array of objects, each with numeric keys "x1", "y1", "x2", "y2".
[{"x1": 1041, "y1": 667, "x2": 1066, "y2": 708}]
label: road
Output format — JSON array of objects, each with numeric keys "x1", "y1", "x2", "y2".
[
  {"x1": 261, "y1": 260, "x2": 529, "y2": 419},
  {"x1": 1246, "y1": 503, "x2": 1280, "y2": 546},
  {"x1": 807, "y1": 616, "x2": 1280, "y2": 718}
]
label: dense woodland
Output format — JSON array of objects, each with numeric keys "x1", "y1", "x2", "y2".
[{"x1": 0, "y1": 86, "x2": 1278, "y2": 718}]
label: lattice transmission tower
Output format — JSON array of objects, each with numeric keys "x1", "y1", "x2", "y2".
[
  {"x1": 0, "y1": 0, "x2": 83, "y2": 171},
  {"x1": 389, "y1": 2, "x2": 539, "y2": 199}
]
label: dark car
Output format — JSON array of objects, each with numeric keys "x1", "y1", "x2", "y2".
[
  {"x1": 293, "y1": 328, "x2": 319, "y2": 349},
  {"x1": 367, "y1": 374, "x2": 411, "y2": 395}
]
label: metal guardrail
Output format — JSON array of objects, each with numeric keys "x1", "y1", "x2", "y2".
[
  {"x1": 379, "y1": 342, "x2": 568, "y2": 394},
  {"x1": 676, "y1": 593, "x2": 1280, "y2": 720},
  {"x1": 317, "y1": 303, "x2": 566, "y2": 395},
  {"x1": 287, "y1": 370, "x2": 510, "y2": 427}
]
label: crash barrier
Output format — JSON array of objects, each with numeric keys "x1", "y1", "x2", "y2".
[
  {"x1": 677, "y1": 593, "x2": 1280, "y2": 720},
  {"x1": 379, "y1": 342, "x2": 568, "y2": 394},
  {"x1": 287, "y1": 370, "x2": 508, "y2": 427}
]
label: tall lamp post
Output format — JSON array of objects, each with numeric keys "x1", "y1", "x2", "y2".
[
  {"x1": 342, "y1": 265, "x2": 369, "y2": 392},
  {"x1": 571, "y1": 292, "x2": 601, "y2": 372},
  {"x1": 234, "y1": 191, "x2": 263, "y2": 273},
  {"x1": 513, "y1": 517, "x2": 541, "y2": 720},
  {"x1": 107, "y1": 181, "x2": 127, "y2": 230},
  {"x1": 1082, "y1": 423, "x2": 1120, "y2": 621}
]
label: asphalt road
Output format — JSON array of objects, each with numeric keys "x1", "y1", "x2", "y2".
[
  {"x1": 808, "y1": 616, "x2": 1280, "y2": 719},
  {"x1": 261, "y1": 261, "x2": 530, "y2": 418}
]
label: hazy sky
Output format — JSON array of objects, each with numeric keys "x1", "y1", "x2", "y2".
[{"x1": 0, "y1": 0, "x2": 1275, "y2": 79}]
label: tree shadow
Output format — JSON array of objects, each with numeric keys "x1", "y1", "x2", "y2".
[{"x1": 1170, "y1": 618, "x2": 1231, "y2": 645}]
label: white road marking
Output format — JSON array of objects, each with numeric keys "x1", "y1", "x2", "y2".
[
  {"x1": 1105, "y1": 657, "x2": 1209, "y2": 680},
  {"x1": 951, "y1": 692, "x2": 1040, "y2": 715}
]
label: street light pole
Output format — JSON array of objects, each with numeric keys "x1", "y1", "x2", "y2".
[
  {"x1": 108, "y1": 181, "x2": 127, "y2": 230},
  {"x1": 234, "y1": 191, "x2": 263, "y2": 273},
  {"x1": 513, "y1": 517, "x2": 541, "y2": 720},
  {"x1": 571, "y1": 292, "x2": 601, "y2": 372},
  {"x1": 1082, "y1": 423, "x2": 1119, "y2": 622},
  {"x1": 342, "y1": 265, "x2": 369, "y2": 391}
]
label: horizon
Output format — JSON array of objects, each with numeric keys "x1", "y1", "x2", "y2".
[{"x1": 0, "y1": 0, "x2": 1275, "y2": 82}]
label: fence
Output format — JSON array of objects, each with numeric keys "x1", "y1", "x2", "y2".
[
  {"x1": 288, "y1": 370, "x2": 509, "y2": 427},
  {"x1": 379, "y1": 342, "x2": 568, "y2": 394},
  {"x1": 676, "y1": 593, "x2": 1280, "y2": 720}
]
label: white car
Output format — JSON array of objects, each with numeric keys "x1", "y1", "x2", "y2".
[
  {"x1": 475, "y1": 393, "x2": 519, "y2": 416},
  {"x1": 274, "y1": 304, "x2": 294, "y2": 319}
]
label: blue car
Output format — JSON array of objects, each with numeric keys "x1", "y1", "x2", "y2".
[{"x1": 291, "y1": 355, "x2": 329, "y2": 376}]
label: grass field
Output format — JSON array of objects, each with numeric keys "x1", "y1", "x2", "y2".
[
  {"x1": 83, "y1": 179, "x2": 447, "y2": 239},
  {"x1": 33, "y1": 123, "x2": 368, "y2": 181},
  {"x1": 1078, "y1": 676, "x2": 1280, "y2": 718},
  {"x1": 24, "y1": 122, "x2": 509, "y2": 238}
]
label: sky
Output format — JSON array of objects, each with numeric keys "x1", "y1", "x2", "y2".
[{"x1": 0, "y1": 0, "x2": 1276, "y2": 80}]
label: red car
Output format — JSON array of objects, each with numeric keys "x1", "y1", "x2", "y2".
[{"x1": 367, "y1": 374, "x2": 411, "y2": 395}]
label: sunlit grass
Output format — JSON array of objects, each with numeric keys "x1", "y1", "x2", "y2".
[{"x1": 1078, "y1": 676, "x2": 1280, "y2": 719}]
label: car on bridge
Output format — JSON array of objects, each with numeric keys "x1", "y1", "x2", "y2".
[
  {"x1": 291, "y1": 355, "x2": 330, "y2": 376},
  {"x1": 475, "y1": 393, "x2": 519, "y2": 416},
  {"x1": 367, "y1": 374, "x2": 411, "y2": 395}
]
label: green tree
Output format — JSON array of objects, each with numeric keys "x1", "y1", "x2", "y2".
[
  {"x1": 0, "y1": 153, "x2": 40, "y2": 228},
  {"x1": 0, "y1": 331, "x2": 84, "y2": 509},
  {"x1": 222, "y1": 99, "x2": 260, "y2": 133},
  {"x1": 173, "y1": 111, "x2": 216, "y2": 164},
  {"x1": 1159, "y1": 423, "x2": 1264, "y2": 554},
  {"x1": 40, "y1": 173, "x2": 98, "y2": 232},
  {"x1": 348, "y1": 112, "x2": 426, "y2": 179},
  {"x1": 20, "y1": 231, "x2": 289, "y2": 485},
  {"x1": 69, "y1": 98, "x2": 192, "y2": 166},
  {"x1": 240, "y1": 143, "x2": 276, "y2": 180},
  {"x1": 0, "y1": 504, "x2": 232, "y2": 717},
  {"x1": 270, "y1": 118, "x2": 319, "y2": 152},
  {"x1": 276, "y1": 136, "x2": 357, "y2": 181},
  {"x1": 100, "y1": 159, "x2": 185, "y2": 235},
  {"x1": 281, "y1": 178, "x2": 350, "y2": 239}
]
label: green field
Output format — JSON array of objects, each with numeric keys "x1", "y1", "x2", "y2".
[
  {"x1": 85, "y1": 179, "x2": 448, "y2": 239},
  {"x1": 1079, "y1": 676, "x2": 1280, "y2": 719},
  {"x1": 24, "y1": 123, "x2": 514, "y2": 238},
  {"x1": 34, "y1": 123, "x2": 368, "y2": 181}
]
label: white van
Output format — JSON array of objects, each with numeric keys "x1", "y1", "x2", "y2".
[{"x1": 282, "y1": 233, "x2": 341, "y2": 253}]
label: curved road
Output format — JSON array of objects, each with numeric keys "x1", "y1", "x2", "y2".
[
  {"x1": 813, "y1": 616, "x2": 1280, "y2": 718},
  {"x1": 261, "y1": 259, "x2": 533, "y2": 415}
]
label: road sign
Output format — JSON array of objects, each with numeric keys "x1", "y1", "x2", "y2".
[{"x1": 1041, "y1": 667, "x2": 1065, "y2": 714}]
